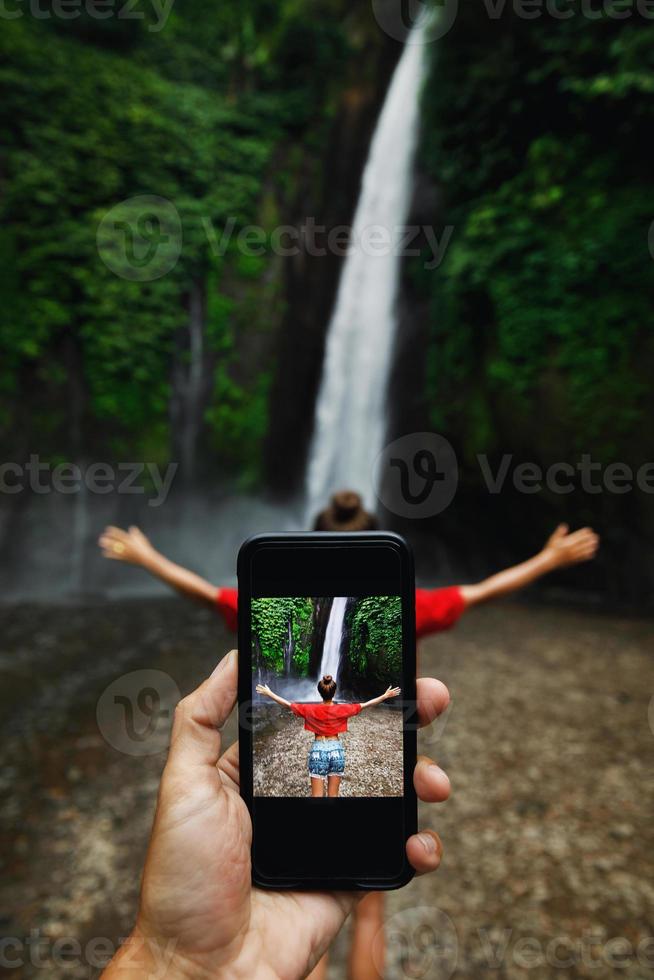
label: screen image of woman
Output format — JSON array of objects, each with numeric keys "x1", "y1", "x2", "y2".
[
  {"x1": 256, "y1": 674, "x2": 400, "y2": 798},
  {"x1": 251, "y1": 595, "x2": 404, "y2": 799}
]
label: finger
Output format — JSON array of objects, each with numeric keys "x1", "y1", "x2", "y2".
[
  {"x1": 99, "y1": 535, "x2": 124, "y2": 552},
  {"x1": 104, "y1": 525, "x2": 128, "y2": 540},
  {"x1": 168, "y1": 650, "x2": 238, "y2": 772},
  {"x1": 575, "y1": 538, "x2": 598, "y2": 555},
  {"x1": 569, "y1": 538, "x2": 599, "y2": 561},
  {"x1": 217, "y1": 740, "x2": 240, "y2": 791},
  {"x1": 99, "y1": 538, "x2": 128, "y2": 558},
  {"x1": 416, "y1": 677, "x2": 450, "y2": 729},
  {"x1": 414, "y1": 754, "x2": 451, "y2": 802},
  {"x1": 567, "y1": 526, "x2": 593, "y2": 544},
  {"x1": 406, "y1": 830, "x2": 443, "y2": 875}
]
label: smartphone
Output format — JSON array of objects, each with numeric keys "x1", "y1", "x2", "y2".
[{"x1": 237, "y1": 531, "x2": 417, "y2": 890}]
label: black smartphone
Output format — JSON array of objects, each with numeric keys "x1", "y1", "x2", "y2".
[{"x1": 237, "y1": 531, "x2": 417, "y2": 890}]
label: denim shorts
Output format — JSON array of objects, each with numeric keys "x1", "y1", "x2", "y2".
[{"x1": 308, "y1": 739, "x2": 345, "y2": 778}]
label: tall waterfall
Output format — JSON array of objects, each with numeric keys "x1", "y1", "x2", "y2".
[
  {"x1": 319, "y1": 596, "x2": 348, "y2": 682},
  {"x1": 305, "y1": 28, "x2": 426, "y2": 517}
]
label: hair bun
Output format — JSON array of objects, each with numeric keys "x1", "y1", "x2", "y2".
[{"x1": 322, "y1": 674, "x2": 333, "y2": 684}]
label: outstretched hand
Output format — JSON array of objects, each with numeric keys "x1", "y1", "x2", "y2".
[
  {"x1": 543, "y1": 523, "x2": 599, "y2": 568},
  {"x1": 98, "y1": 525, "x2": 155, "y2": 566},
  {"x1": 255, "y1": 683, "x2": 273, "y2": 698},
  {"x1": 103, "y1": 652, "x2": 451, "y2": 979},
  {"x1": 383, "y1": 685, "x2": 402, "y2": 700}
]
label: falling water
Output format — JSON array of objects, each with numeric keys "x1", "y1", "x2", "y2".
[
  {"x1": 284, "y1": 618, "x2": 293, "y2": 675},
  {"x1": 305, "y1": 27, "x2": 426, "y2": 516},
  {"x1": 69, "y1": 471, "x2": 89, "y2": 593},
  {"x1": 172, "y1": 281, "x2": 205, "y2": 480},
  {"x1": 318, "y1": 596, "x2": 348, "y2": 682}
]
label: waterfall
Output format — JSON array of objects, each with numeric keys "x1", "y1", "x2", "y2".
[
  {"x1": 172, "y1": 281, "x2": 205, "y2": 480},
  {"x1": 305, "y1": 27, "x2": 426, "y2": 516},
  {"x1": 69, "y1": 470, "x2": 89, "y2": 593},
  {"x1": 284, "y1": 618, "x2": 293, "y2": 675},
  {"x1": 318, "y1": 596, "x2": 348, "y2": 682}
]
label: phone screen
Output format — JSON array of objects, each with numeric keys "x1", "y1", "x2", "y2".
[
  {"x1": 251, "y1": 595, "x2": 404, "y2": 799},
  {"x1": 238, "y1": 534, "x2": 417, "y2": 889}
]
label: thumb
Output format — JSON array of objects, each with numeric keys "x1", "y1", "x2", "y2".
[
  {"x1": 167, "y1": 649, "x2": 238, "y2": 771},
  {"x1": 550, "y1": 522, "x2": 568, "y2": 542}
]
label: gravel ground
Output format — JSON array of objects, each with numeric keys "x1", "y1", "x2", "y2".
[
  {"x1": 0, "y1": 597, "x2": 653, "y2": 979},
  {"x1": 253, "y1": 705, "x2": 403, "y2": 797}
]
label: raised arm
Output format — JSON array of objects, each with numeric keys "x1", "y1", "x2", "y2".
[
  {"x1": 360, "y1": 685, "x2": 401, "y2": 710},
  {"x1": 256, "y1": 683, "x2": 292, "y2": 709},
  {"x1": 459, "y1": 523, "x2": 599, "y2": 609},
  {"x1": 98, "y1": 525, "x2": 218, "y2": 607}
]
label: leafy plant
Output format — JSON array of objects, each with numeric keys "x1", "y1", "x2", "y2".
[
  {"x1": 251, "y1": 596, "x2": 313, "y2": 675},
  {"x1": 348, "y1": 596, "x2": 402, "y2": 684}
]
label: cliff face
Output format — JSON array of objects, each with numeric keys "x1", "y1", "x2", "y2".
[
  {"x1": 263, "y1": 40, "x2": 402, "y2": 494},
  {"x1": 2, "y1": 7, "x2": 652, "y2": 604},
  {"x1": 0, "y1": 9, "x2": 399, "y2": 487},
  {"x1": 382, "y1": 11, "x2": 654, "y2": 606}
]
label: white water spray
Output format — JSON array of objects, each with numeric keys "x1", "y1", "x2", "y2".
[{"x1": 305, "y1": 27, "x2": 426, "y2": 516}]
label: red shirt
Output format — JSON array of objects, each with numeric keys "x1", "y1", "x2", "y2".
[
  {"x1": 215, "y1": 586, "x2": 465, "y2": 639},
  {"x1": 414, "y1": 586, "x2": 465, "y2": 637},
  {"x1": 290, "y1": 701, "x2": 362, "y2": 736}
]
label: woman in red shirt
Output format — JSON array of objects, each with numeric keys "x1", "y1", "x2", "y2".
[
  {"x1": 256, "y1": 673, "x2": 401, "y2": 798},
  {"x1": 98, "y1": 495, "x2": 599, "y2": 639}
]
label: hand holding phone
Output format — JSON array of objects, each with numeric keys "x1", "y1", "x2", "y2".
[
  {"x1": 238, "y1": 532, "x2": 443, "y2": 889},
  {"x1": 103, "y1": 647, "x2": 450, "y2": 979}
]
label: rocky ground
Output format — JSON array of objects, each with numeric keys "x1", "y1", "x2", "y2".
[
  {"x1": 0, "y1": 597, "x2": 653, "y2": 979},
  {"x1": 253, "y1": 704, "x2": 403, "y2": 797}
]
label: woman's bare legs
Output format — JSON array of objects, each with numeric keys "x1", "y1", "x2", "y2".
[
  {"x1": 307, "y1": 776, "x2": 336, "y2": 975},
  {"x1": 348, "y1": 892, "x2": 385, "y2": 980},
  {"x1": 327, "y1": 775, "x2": 342, "y2": 797},
  {"x1": 306, "y1": 953, "x2": 329, "y2": 980},
  {"x1": 308, "y1": 892, "x2": 384, "y2": 980}
]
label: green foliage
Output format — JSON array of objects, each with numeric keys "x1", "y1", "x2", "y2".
[
  {"x1": 251, "y1": 597, "x2": 313, "y2": 675},
  {"x1": 418, "y1": 10, "x2": 654, "y2": 468},
  {"x1": 0, "y1": 4, "x2": 359, "y2": 470},
  {"x1": 348, "y1": 596, "x2": 402, "y2": 683}
]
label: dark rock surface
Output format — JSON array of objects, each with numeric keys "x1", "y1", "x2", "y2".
[{"x1": 0, "y1": 598, "x2": 652, "y2": 978}]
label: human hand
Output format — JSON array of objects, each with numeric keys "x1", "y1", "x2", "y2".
[
  {"x1": 255, "y1": 683, "x2": 272, "y2": 698},
  {"x1": 103, "y1": 652, "x2": 451, "y2": 979},
  {"x1": 383, "y1": 685, "x2": 402, "y2": 700},
  {"x1": 98, "y1": 525, "x2": 157, "y2": 567},
  {"x1": 543, "y1": 523, "x2": 599, "y2": 569}
]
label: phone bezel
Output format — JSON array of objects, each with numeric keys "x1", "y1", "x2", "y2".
[{"x1": 237, "y1": 531, "x2": 418, "y2": 891}]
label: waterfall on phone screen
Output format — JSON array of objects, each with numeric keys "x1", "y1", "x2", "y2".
[{"x1": 318, "y1": 596, "x2": 348, "y2": 683}]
